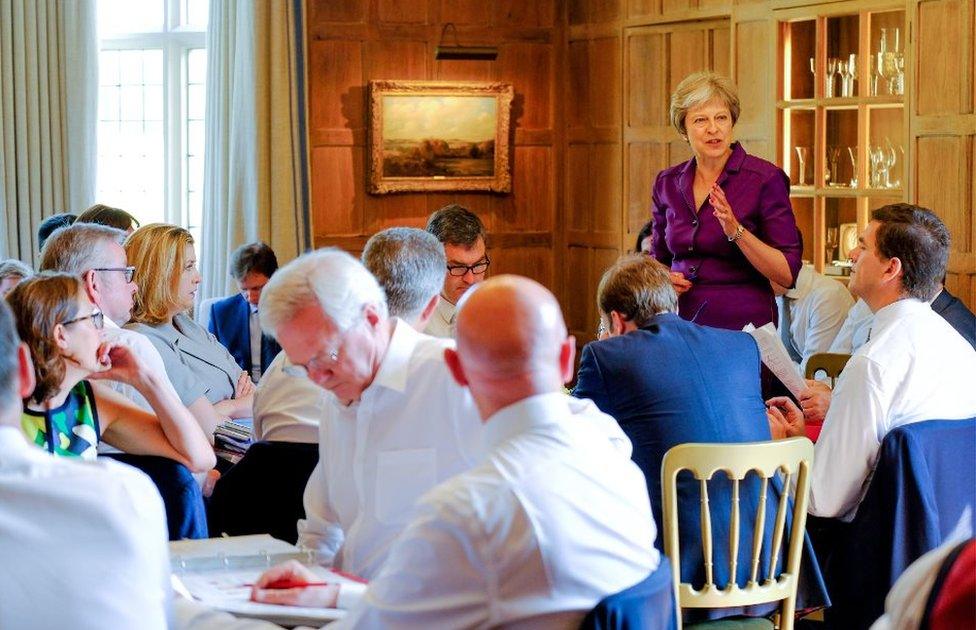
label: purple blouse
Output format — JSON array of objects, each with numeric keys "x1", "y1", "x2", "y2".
[{"x1": 651, "y1": 142, "x2": 803, "y2": 331}]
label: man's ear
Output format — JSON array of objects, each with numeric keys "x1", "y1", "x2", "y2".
[
  {"x1": 363, "y1": 303, "x2": 382, "y2": 330},
  {"x1": 883, "y1": 256, "x2": 904, "y2": 286},
  {"x1": 443, "y1": 348, "x2": 469, "y2": 387},
  {"x1": 559, "y1": 336, "x2": 576, "y2": 384},
  {"x1": 609, "y1": 311, "x2": 627, "y2": 336},
  {"x1": 416, "y1": 294, "x2": 440, "y2": 330},
  {"x1": 81, "y1": 269, "x2": 99, "y2": 303},
  {"x1": 16, "y1": 343, "x2": 35, "y2": 400}
]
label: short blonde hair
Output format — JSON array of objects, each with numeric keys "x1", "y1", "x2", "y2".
[
  {"x1": 125, "y1": 224, "x2": 194, "y2": 325},
  {"x1": 669, "y1": 71, "x2": 741, "y2": 138},
  {"x1": 598, "y1": 254, "x2": 677, "y2": 327}
]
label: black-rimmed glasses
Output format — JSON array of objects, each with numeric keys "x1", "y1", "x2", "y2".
[
  {"x1": 447, "y1": 257, "x2": 490, "y2": 277},
  {"x1": 63, "y1": 311, "x2": 105, "y2": 330},
  {"x1": 93, "y1": 266, "x2": 136, "y2": 283}
]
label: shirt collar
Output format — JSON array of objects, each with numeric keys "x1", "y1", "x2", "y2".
[
  {"x1": 103, "y1": 317, "x2": 121, "y2": 330},
  {"x1": 482, "y1": 392, "x2": 567, "y2": 456},
  {"x1": 872, "y1": 298, "x2": 928, "y2": 329},
  {"x1": 436, "y1": 297, "x2": 457, "y2": 325},
  {"x1": 370, "y1": 318, "x2": 422, "y2": 394}
]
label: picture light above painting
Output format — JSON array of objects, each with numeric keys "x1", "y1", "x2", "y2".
[{"x1": 368, "y1": 80, "x2": 514, "y2": 194}]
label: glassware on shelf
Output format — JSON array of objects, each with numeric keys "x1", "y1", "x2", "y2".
[
  {"x1": 837, "y1": 58, "x2": 851, "y2": 97},
  {"x1": 877, "y1": 27, "x2": 904, "y2": 95},
  {"x1": 847, "y1": 146, "x2": 858, "y2": 188},
  {"x1": 869, "y1": 145, "x2": 885, "y2": 188},
  {"x1": 826, "y1": 146, "x2": 843, "y2": 187},
  {"x1": 825, "y1": 226, "x2": 839, "y2": 264},
  {"x1": 794, "y1": 146, "x2": 810, "y2": 186},
  {"x1": 845, "y1": 54, "x2": 857, "y2": 97},
  {"x1": 826, "y1": 57, "x2": 839, "y2": 98},
  {"x1": 884, "y1": 137, "x2": 900, "y2": 189}
]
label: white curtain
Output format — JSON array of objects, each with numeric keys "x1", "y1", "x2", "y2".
[
  {"x1": 0, "y1": 0, "x2": 97, "y2": 263},
  {"x1": 200, "y1": 0, "x2": 310, "y2": 300}
]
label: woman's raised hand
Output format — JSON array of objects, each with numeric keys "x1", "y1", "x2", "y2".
[
  {"x1": 708, "y1": 183, "x2": 741, "y2": 239},
  {"x1": 669, "y1": 271, "x2": 693, "y2": 295},
  {"x1": 235, "y1": 371, "x2": 255, "y2": 398},
  {"x1": 88, "y1": 340, "x2": 145, "y2": 385}
]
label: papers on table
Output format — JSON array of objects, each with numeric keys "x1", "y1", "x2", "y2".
[
  {"x1": 214, "y1": 417, "x2": 253, "y2": 463},
  {"x1": 743, "y1": 322, "x2": 808, "y2": 399},
  {"x1": 170, "y1": 535, "x2": 351, "y2": 626}
]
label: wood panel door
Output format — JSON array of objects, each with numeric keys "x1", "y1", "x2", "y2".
[{"x1": 909, "y1": 0, "x2": 975, "y2": 309}]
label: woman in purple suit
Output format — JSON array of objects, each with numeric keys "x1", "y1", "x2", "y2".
[{"x1": 652, "y1": 71, "x2": 802, "y2": 330}]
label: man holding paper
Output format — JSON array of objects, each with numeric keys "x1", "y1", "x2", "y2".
[{"x1": 767, "y1": 204, "x2": 976, "y2": 520}]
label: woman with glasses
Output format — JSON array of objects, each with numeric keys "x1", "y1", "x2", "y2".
[
  {"x1": 124, "y1": 224, "x2": 254, "y2": 427},
  {"x1": 5, "y1": 273, "x2": 214, "y2": 471}
]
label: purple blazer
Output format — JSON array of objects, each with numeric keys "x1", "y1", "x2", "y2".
[{"x1": 651, "y1": 142, "x2": 802, "y2": 331}]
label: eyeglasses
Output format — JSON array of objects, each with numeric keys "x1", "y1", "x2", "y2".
[
  {"x1": 283, "y1": 344, "x2": 341, "y2": 379},
  {"x1": 63, "y1": 311, "x2": 105, "y2": 330},
  {"x1": 447, "y1": 257, "x2": 490, "y2": 277},
  {"x1": 597, "y1": 319, "x2": 609, "y2": 339},
  {"x1": 93, "y1": 266, "x2": 136, "y2": 283}
]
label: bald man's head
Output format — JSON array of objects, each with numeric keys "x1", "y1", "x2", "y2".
[{"x1": 446, "y1": 276, "x2": 574, "y2": 420}]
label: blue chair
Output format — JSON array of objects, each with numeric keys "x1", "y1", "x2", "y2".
[
  {"x1": 823, "y1": 418, "x2": 976, "y2": 629},
  {"x1": 103, "y1": 453, "x2": 208, "y2": 540},
  {"x1": 580, "y1": 556, "x2": 677, "y2": 629}
]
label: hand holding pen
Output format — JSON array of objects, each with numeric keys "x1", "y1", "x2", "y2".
[{"x1": 250, "y1": 560, "x2": 341, "y2": 608}]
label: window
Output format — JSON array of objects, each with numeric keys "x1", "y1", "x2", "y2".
[{"x1": 96, "y1": 0, "x2": 208, "y2": 244}]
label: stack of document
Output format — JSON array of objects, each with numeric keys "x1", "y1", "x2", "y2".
[{"x1": 214, "y1": 418, "x2": 253, "y2": 463}]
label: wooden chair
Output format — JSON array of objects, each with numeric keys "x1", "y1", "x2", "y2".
[
  {"x1": 803, "y1": 352, "x2": 851, "y2": 387},
  {"x1": 661, "y1": 438, "x2": 815, "y2": 630}
]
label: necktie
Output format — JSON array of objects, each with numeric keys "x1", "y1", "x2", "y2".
[{"x1": 779, "y1": 297, "x2": 802, "y2": 363}]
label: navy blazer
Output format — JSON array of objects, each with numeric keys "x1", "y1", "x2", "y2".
[
  {"x1": 207, "y1": 294, "x2": 280, "y2": 376},
  {"x1": 574, "y1": 313, "x2": 828, "y2": 616},
  {"x1": 932, "y1": 288, "x2": 976, "y2": 350}
]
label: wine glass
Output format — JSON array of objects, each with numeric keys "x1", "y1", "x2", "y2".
[
  {"x1": 847, "y1": 54, "x2": 857, "y2": 96},
  {"x1": 883, "y1": 137, "x2": 899, "y2": 188},
  {"x1": 825, "y1": 227, "x2": 839, "y2": 264},
  {"x1": 837, "y1": 58, "x2": 851, "y2": 97},
  {"x1": 794, "y1": 146, "x2": 809, "y2": 186},
  {"x1": 826, "y1": 58, "x2": 839, "y2": 98},
  {"x1": 827, "y1": 146, "x2": 842, "y2": 186},
  {"x1": 869, "y1": 145, "x2": 885, "y2": 188},
  {"x1": 847, "y1": 146, "x2": 858, "y2": 188}
]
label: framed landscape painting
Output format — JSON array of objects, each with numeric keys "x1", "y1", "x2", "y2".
[{"x1": 368, "y1": 80, "x2": 514, "y2": 194}]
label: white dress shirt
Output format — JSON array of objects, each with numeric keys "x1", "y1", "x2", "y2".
[
  {"x1": 423, "y1": 296, "x2": 456, "y2": 338},
  {"x1": 298, "y1": 319, "x2": 483, "y2": 579},
  {"x1": 777, "y1": 265, "x2": 854, "y2": 373},
  {"x1": 252, "y1": 351, "x2": 323, "y2": 443},
  {"x1": 0, "y1": 426, "x2": 171, "y2": 629},
  {"x1": 331, "y1": 392, "x2": 660, "y2": 629},
  {"x1": 811, "y1": 299, "x2": 976, "y2": 520},
  {"x1": 249, "y1": 304, "x2": 262, "y2": 382},
  {"x1": 828, "y1": 297, "x2": 874, "y2": 354}
]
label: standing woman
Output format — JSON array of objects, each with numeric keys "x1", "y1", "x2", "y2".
[
  {"x1": 124, "y1": 224, "x2": 254, "y2": 428},
  {"x1": 652, "y1": 71, "x2": 802, "y2": 331}
]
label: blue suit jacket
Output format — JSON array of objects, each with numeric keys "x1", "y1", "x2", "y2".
[
  {"x1": 207, "y1": 294, "x2": 280, "y2": 376},
  {"x1": 932, "y1": 288, "x2": 976, "y2": 350},
  {"x1": 574, "y1": 313, "x2": 828, "y2": 615}
]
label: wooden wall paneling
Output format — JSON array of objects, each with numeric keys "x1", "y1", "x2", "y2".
[
  {"x1": 494, "y1": 0, "x2": 556, "y2": 28},
  {"x1": 309, "y1": 40, "x2": 364, "y2": 132},
  {"x1": 494, "y1": 146, "x2": 555, "y2": 232},
  {"x1": 591, "y1": 0, "x2": 623, "y2": 24},
  {"x1": 628, "y1": 0, "x2": 659, "y2": 21},
  {"x1": 711, "y1": 25, "x2": 732, "y2": 77},
  {"x1": 565, "y1": 246, "x2": 592, "y2": 332},
  {"x1": 567, "y1": 144, "x2": 591, "y2": 231},
  {"x1": 365, "y1": 39, "x2": 429, "y2": 79},
  {"x1": 669, "y1": 29, "x2": 708, "y2": 83},
  {"x1": 910, "y1": 0, "x2": 976, "y2": 310},
  {"x1": 497, "y1": 43, "x2": 554, "y2": 130},
  {"x1": 490, "y1": 245, "x2": 553, "y2": 287},
  {"x1": 311, "y1": 146, "x2": 364, "y2": 237},
  {"x1": 378, "y1": 0, "x2": 427, "y2": 24},
  {"x1": 627, "y1": 31, "x2": 667, "y2": 128},
  {"x1": 310, "y1": 0, "x2": 366, "y2": 23},
  {"x1": 590, "y1": 37, "x2": 623, "y2": 127},
  {"x1": 568, "y1": 41, "x2": 591, "y2": 127},
  {"x1": 592, "y1": 143, "x2": 623, "y2": 233},
  {"x1": 438, "y1": 0, "x2": 492, "y2": 25}
]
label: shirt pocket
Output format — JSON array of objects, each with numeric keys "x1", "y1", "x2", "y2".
[{"x1": 374, "y1": 448, "x2": 437, "y2": 525}]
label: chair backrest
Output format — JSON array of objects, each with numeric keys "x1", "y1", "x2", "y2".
[
  {"x1": 195, "y1": 296, "x2": 221, "y2": 330},
  {"x1": 804, "y1": 352, "x2": 851, "y2": 386},
  {"x1": 661, "y1": 437, "x2": 814, "y2": 630}
]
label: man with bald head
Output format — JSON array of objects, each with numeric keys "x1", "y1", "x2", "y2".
[{"x1": 249, "y1": 275, "x2": 660, "y2": 627}]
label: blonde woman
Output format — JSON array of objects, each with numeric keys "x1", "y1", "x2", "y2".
[
  {"x1": 6, "y1": 273, "x2": 214, "y2": 471},
  {"x1": 125, "y1": 224, "x2": 255, "y2": 428}
]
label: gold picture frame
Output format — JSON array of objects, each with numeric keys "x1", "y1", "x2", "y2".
[{"x1": 368, "y1": 80, "x2": 514, "y2": 194}]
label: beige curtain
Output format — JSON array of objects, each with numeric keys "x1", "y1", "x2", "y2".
[
  {"x1": 200, "y1": 0, "x2": 310, "y2": 300},
  {"x1": 0, "y1": 0, "x2": 97, "y2": 263}
]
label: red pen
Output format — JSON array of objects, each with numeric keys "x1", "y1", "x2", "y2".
[{"x1": 245, "y1": 578, "x2": 331, "y2": 590}]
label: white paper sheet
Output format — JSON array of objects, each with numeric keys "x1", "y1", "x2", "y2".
[{"x1": 744, "y1": 322, "x2": 808, "y2": 398}]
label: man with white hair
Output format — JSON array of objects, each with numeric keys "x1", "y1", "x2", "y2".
[
  {"x1": 247, "y1": 276, "x2": 659, "y2": 627},
  {"x1": 361, "y1": 227, "x2": 445, "y2": 331},
  {"x1": 257, "y1": 248, "x2": 482, "y2": 580}
]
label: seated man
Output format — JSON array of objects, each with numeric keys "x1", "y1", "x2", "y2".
[
  {"x1": 827, "y1": 296, "x2": 873, "y2": 354},
  {"x1": 768, "y1": 204, "x2": 976, "y2": 520},
  {"x1": 573, "y1": 254, "x2": 827, "y2": 617},
  {"x1": 208, "y1": 242, "x2": 282, "y2": 382},
  {"x1": 773, "y1": 263, "x2": 854, "y2": 373},
  {"x1": 362, "y1": 226, "x2": 445, "y2": 331},
  {"x1": 251, "y1": 276, "x2": 660, "y2": 627},
  {"x1": 0, "y1": 258, "x2": 32, "y2": 296},
  {"x1": 257, "y1": 248, "x2": 483, "y2": 579},
  {"x1": 36, "y1": 212, "x2": 75, "y2": 251},
  {"x1": 0, "y1": 300, "x2": 171, "y2": 628},
  {"x1": 424, "y1": 204, "x2": 489, "y2": 338}
]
